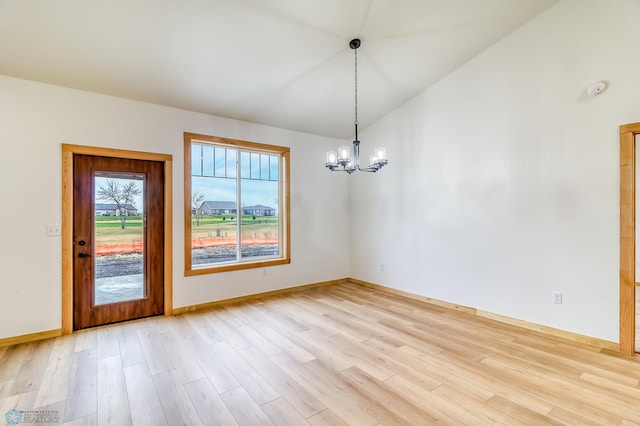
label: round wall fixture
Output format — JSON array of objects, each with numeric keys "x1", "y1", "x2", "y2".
[{"x1": 586, "y1": 81, "x2": 607, "y2": 96}]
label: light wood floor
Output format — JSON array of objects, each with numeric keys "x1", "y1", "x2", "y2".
[{"x1": 2, "y1": 282, "x2": 640, "y2": 425}]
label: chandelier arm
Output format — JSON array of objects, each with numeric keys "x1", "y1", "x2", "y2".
[
  {"x1": 326, "y1": 160, "x2": 357, "y2": 173},
  {"x1": 357, "y1": 161, "x2": 381, "y2": 172}
]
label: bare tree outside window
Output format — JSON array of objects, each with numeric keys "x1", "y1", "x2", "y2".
[
  {"x1": 192, "y1": 192, "x2": 205, "y2": 226},
  {"x1": 97, "y1": 179, "x2": 141, "y2": 229}
]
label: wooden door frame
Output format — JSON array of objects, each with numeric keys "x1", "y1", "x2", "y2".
[
  {"x1": 620, "y1": 123, "x2": 640, "y2": 355},
  {"x1": 62, "y1": 144, "x2": 173, "y2": 334}
]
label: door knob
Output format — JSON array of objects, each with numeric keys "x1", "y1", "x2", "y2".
[{"x1": 78, "y1": 252, "x2": 93, "y2": 258}]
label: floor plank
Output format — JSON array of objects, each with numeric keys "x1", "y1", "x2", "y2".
[
  {"x1": 238, "y1": 345, "x2": 325, "y2": 418},
  {"x1": 136, "y1": 328, "x2": 174, "y2": 375},
  {"x1": 182, "y1": 335, "x2": 240, "y2": 393},
  {"x1": 34, "y1": 342, "x2": 75, "y2": 407},
  {"x1": 152, "y1": 370, "x2": 202, "y2": 426},
  {"x1": 118, "y1": 324, "x2": 146, "y2": 368},
  {"x1": 184, "y1": 378, "x2": 238, "y2": 426},
  {"x1": 162, "y1": 331, "x2": 206, "y2": 384},
  {"x1": 210, "y1": 341, "x2": 280, "y2": 405},
  {"x1": 63, "y1": 349, "x2": 97, "y2": 422},
  {"x1": 97, "y1": 356, "x2": 131, "y2": 426},
  {"x1": 96, "y1": 325, "x2": 121, "y2": 359},
  {"x1": 270, "y1": 353, "x2": 379, "y2": 425},
  {"x1": 261, "y1": 397, "x2": 310, "y2": 425},
  {"x1": 63, "y1": 414, "x2": 96, "y2": 426},
  {"x1": 0, "y1": 342, "x2": 33, "y2": 382},
  {"x1": 220, "y1": 386, "x2": 274, "y2": 425},
  {"x1": 8, "y1": 339, "x2": 54, "y2": 396},
  {"x1": 123, "y1": 363, "x2": 167, "y2": 426},
  {"x1": 73, "y1": 330, "x2": 97, "y2": 353},
  {"x1": 307, "y1": 408, "x2": 349, "y2": 426}
]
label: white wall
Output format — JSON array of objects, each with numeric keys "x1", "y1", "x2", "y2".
[
  {"x1": 0, "y1": 76, "x2": 350, "y2": 339},
  {"x1": 350, "y1": 0, "x2": 640, "y2": 343}
]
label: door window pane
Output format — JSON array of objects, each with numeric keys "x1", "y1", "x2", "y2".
[{"x1": 94, "y1": 173, "x2": 145, "y2": 305}]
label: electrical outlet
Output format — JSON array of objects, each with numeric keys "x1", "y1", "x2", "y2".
[
  {"x1": 552, "y1": 291, "x2": 563, "y2": 304},
  {"x1": 380, "y1": 263, "x2": 384, "y2": 272},
  {"x1": 46, "y1": 224, "x2": 61, "y2": 236},
  {"x1": 262, "y1": 268, "x2": 267, "y2": 277}
]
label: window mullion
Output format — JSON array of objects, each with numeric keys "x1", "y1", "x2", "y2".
[{"x1": 199, "y1": 145, "x2": 203, "y2": 176}]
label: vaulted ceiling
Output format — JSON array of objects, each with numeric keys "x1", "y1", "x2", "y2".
[{"x1": 0, "y1": 0, "x2": 557, "y2": 138}]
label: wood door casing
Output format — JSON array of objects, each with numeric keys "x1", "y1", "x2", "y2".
[
  {"x1": 73, "y1": 154, "x2": 164, "y2": 329},
  {"x1": 620, "y1": 122, "x2": 640, "y2": 355}
]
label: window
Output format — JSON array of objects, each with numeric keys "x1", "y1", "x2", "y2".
[{"x1": 184, "y1": 132, "x2": 290, "y2": 275}]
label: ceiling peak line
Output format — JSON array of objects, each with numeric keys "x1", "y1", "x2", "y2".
[
  {"x1": 241, "y1": 0, "x2": 352, "y2": 41},
  {"x1": 221, "y1": 47, "x2": 347, "y2": 119},
  {"x1": 356, "y1": 0, "x2": 375, "y2": 36}
]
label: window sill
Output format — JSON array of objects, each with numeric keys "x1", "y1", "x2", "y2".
[{"x1": 185, "y1": 257, "x2": 290, "y2": 276}]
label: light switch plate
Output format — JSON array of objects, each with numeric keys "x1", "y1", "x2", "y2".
[{"x1": 46, "y1": 224, "x2": 61, "y2": 236}]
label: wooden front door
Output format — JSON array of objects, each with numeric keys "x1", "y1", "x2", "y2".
[{"x1": 73, "y1": 154, "x2": 164, "y2": 329}]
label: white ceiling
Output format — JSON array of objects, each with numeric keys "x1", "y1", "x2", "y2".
[{"x1": 0, "y1": 0, "x2": 558, "y2": 139}]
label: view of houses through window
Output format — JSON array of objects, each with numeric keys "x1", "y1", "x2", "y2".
[{"x1": 189, "y1": 140, "x2": 282, "y2": 268}]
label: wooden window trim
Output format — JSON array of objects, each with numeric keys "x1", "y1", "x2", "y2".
[
  {"x1": 184, "y1": 132, "x2": 290, "y2": 276},
  {"x1": 620, "y1": 122, "x2": 640, "y2": 355}
]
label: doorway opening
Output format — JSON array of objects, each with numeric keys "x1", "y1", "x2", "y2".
[{"x1": 62, "y1": 145, "x2": 173, "y2": 333}]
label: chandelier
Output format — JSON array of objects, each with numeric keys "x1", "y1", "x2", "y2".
[{"x1": 325, "y1": 39, "x2": 388, "y2": 174}]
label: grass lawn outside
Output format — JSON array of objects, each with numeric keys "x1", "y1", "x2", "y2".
[{"x1": 94, "y1": 215, "x2": 279, "y2": 246}]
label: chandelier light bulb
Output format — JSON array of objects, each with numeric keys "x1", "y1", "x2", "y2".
[
  {"x1": 338, "y1": 146, "x2": 351, "y2": 162},
  {"x1": 326, "y1": 151, "x2": 337, "y2": 166}
]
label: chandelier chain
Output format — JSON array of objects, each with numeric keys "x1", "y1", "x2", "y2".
[{"x1": 354, "y1": 47, "x2": 358, "y2": 129}]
